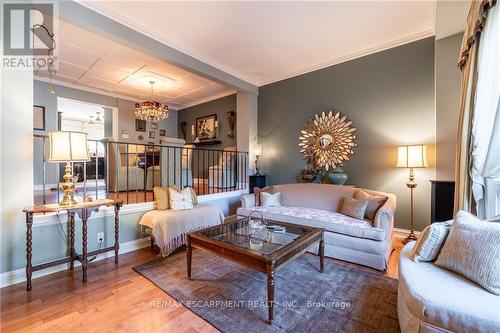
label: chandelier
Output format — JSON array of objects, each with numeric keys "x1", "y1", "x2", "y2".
[{"x1": 134, "y1": 81, "x2": 169, "y2": 122}]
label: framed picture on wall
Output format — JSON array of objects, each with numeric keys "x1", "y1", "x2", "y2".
[
  {"x1": 135, "y1": 119, "x2": 146, "y2": 132},
  {"x1": 196, "y1": 114, "x2": 217, "y2": 140},
  {"x1": 152, "y1": 122, "x2": 158, "y2": 130},
  {"x1": 159, "y1": 129, "x2": 166, "y2": 137},
  {"x1": 149, "y1": 131, "x2": 155, "y2": 138},
  {"x1": 33, "y1": 105, "x2": 46, "y2": 131}
]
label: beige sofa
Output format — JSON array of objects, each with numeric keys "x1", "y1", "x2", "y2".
[
  {"x1": 398, "y1": 242, "x2": 500, "y2": 332},
  {"x1": 237, "y1": 183, "x2": 396, "y2": 270}
]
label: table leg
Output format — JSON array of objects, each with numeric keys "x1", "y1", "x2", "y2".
[
  {"x1": 26, "y1": 213, "x2": 33, "y2": 291},
  {"x1": 69, "y1": 212, "x2": 75, "y2": 270},
  {"x1": 114, "y1": 204, "x2": 121, "y2": 264},
  {"x1": 267, "y1": 270, "x2": 275, "y2": 324},
  {"x1": 319, "y1": 235, "x2": 325, "y2": 273},
  {"x1": 81, "y1": 212, "x2": 88, "y2": 283},
  {"x1": 186, "y1": 235, "x2": 192, "y2": 279}
]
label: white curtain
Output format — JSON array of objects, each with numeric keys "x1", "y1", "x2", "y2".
[{"x1": 471, "y1": 4, "x2": 500, "y2": 218}]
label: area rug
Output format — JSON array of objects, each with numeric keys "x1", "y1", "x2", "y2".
[{"x1": 133, "y1": 249, "x2": 400, "y2": 333}]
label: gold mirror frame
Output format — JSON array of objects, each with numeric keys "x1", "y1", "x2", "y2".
[{"x1": 299, "y1": 111, "x2": 357, "y2": 170}]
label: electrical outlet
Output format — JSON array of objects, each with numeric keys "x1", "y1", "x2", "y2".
[{"x1": 97, "y1": 232, "x2": 104, "y2": 243}]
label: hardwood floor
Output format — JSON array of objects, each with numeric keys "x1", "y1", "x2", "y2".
[{"x1": 1, "y1": 240, "x2": 404, "y2": 333}]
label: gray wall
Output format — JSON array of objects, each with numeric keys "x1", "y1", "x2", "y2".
[
  {"x1": 258, "y1": 37, "x2": 436, "y2": 231},
  {"x1": 33, "y1": 80, "x2": 178, "y2": 185},
  {"x1": 178, "y1": 94, "x2": 237, "y2": 176},
  {"x1": 178, "y1": 94, "x2": 236, "y2": 149},
  {"x1": 435, "y1": 33, "x2": 462, "y2": 180}
]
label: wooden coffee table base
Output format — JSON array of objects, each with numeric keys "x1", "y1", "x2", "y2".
[{"x1": 186, "y1": 230, "x2": 324, "y2": 324}]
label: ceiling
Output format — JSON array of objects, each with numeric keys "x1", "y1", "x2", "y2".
[
  {"x1": 84, "y1": 1, "x2": 437, "y2": 86},
  {"x1": 435, "y1": 0, "x2": 470, "y2": 40},
  {"x1": 35, "y1": 20, "x2": 235, "y2": 110}
]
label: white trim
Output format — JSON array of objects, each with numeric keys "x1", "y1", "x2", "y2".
[
  {"x1": 179, "y1": 90, "x2": 236, "y2": 110},
  {"x1": 393, "y1": 228, "x2": 421, "y2": 239},
  {"x1": 33, "y1": 201, "x2": 154, "y2": 226},
  {"x1": 34, "y1": 76, "x2": 142, "y2": 104},
  {"x1": 258, "y1": 30, "x2": 435, "y2": 86},
  {"x1": 0, "y1": 237, "x2": 151, "y2": 288},
  {"x1": 77, "y1": 1, "x2": 435, "y2": 88},
  {"x1": 32, "y1": 190, "x2": 247, "y2": 226}
]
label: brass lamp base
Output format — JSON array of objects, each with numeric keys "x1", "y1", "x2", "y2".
[
  {"x1": 59, "y1": 161, "x2": 77, "y2": 207},
  {"x1": 403, "y1": 231, "x2": 418, "y2": 244}
]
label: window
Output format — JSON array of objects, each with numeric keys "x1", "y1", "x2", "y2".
[{"x1": 471, "y1": 5, "x2": 500, "y2": 218}]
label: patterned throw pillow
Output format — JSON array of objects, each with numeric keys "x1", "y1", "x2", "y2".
[
  {"x1": 355, "y1": 190, "x2": 388, "y2": 221},
  {"x1": 340, "y1": 197, "x2": 369, "y2": 220},
  {"x1": 411, "y1": 220, "x2": 452, "y2": 262},
  {"x1": 168, "y1": 187, "x2": 194, "y2": 211},
  {"x1": 153, "y1": 185, "x2": 178, "y2": 210},
  {"x1": 254, "y1": 186, "x2": 273, "y2": 206},
  {"x1": 435, "y1": 211, "x2": 500, "y2": 295},
  {"x1": 261, "y1": 192, "x2": 282, "y2": 207},
  {"x1": 187, "y1": 187, "x2": 198, "y2": 205}
]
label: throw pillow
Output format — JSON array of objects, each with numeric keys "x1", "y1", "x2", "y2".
[
  {"x1": 435, "y1": 211, "x2": 500, "y2": 295},
  {"x1": 153, "y1": 185, "x2": 178, "y2": 210},
  {"x1": 411, "y1": 220, "x2": 452, "y2": 262},
  {"x1": 168, "y1": 187, "x2": 194, "y2": 211},
  {"x1": 355, "y1": 190, "x2": 388, "y2": 221},
  {"x1": 340, "y1": 197, "x2": 369, "y2": 220},
  {"x1": 188, "y1": 187, "x2": 198, "y2": 205},
  {"x1": 254, "y1": 186, "x2": 273, "y2": 206},
  {"x1": 261, "y1": 192, "x2": 282, "y2": 207}
]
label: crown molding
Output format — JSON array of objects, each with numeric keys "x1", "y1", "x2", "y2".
[
  {"x1": 258, "y1": 29, "x2": 435, "y2": 86},
  {"x1": 179, "y1": 89, "x2": 236, "y2": 110},
  {"x1": 75, "y1": 1, "x2": 260, "y2": 88},
  {"x1": 75, "y1": 1, "x2": 435, "y2": 89}
]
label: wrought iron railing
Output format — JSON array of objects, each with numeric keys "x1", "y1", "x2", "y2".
[{"x1": 33, "y1": 135, "x2": 249, "y2": 205}]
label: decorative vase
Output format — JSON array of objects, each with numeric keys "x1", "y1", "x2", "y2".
[{"x1": 327, "y1": 167, "x2": 348, "y2": 185}]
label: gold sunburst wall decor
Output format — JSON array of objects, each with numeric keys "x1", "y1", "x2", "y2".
[{"x1": 298, "y1": 110, "x2": 357, "y2": 170}]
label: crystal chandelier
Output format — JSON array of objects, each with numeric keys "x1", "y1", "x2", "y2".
[{"x1": 135, "y1": 81, "x2": 169, "y2": 122}]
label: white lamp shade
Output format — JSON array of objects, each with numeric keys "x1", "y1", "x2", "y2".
[
  {"x1": 49, "y1": 131, "x2": 91, "y2": 162},
  {"x1": 396, "y1": 144, "x2": 428, "y2": 168},
  {"x1": 254, "y1": 144, "x2": 262, "y2": 156}
]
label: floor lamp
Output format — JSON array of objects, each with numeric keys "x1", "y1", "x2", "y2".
[{"x1": 396, "y1": 144, "x2": 428, "y2": 244}]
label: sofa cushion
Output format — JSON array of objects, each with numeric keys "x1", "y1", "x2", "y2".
[
  {"x1": 273, "y1": 183, "x2": 358, "y2": 212},
  {"x1": 340, "y1": 197, "x2": 369, "y2": 220},
  {"x1": 399, "y1": 243, "x2": 500, "y2": 333},
  {"x1": 237, "y1": 206, "x2": 385, "y2": 241},
  {"x1": 355, "y1": 190, "x2": 388, "y2": 221},
  {"x1": 254, "y1": 186, "x2": 273, "y2": 206},
  {"x1": 411, "y1": 220, "x2": 452, "y2": 262},
  {"x1": 435, "y1": 211, "x2": 500, "y2": 295}
]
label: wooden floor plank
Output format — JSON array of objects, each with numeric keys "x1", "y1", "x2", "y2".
[{"x1": 1, "y1": 241, "x2": 402, "y2": 333}]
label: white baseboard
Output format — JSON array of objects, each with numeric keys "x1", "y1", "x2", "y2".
[
  {"x1": 393, "y1": 228, "x2": 421, "y2": 239},
  {"x1": 0, "y1": 237, "x2": 151, "y2": 289}
]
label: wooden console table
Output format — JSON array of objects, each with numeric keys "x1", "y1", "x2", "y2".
[{"x1": 22, "y1": 199, "x2": 123, "y2": 291}]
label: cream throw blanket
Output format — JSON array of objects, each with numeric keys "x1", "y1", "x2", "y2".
[{"x1": 139, "y1": 203, "x2": 224, "y2": 256}]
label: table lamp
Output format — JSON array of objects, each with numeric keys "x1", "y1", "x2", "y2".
[
  {"x1": 396, "y1": 144, "x2": 428, "y2": 243},
  {"x1": 48, "y1": 131, "x2": 90, "y2": 206},
  {"x1": 254, "y1": 144, "x2": 262, "y2": 176}
]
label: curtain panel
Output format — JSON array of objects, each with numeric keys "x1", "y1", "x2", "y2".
[{"x1": 454, "y1": 0, "x2": 497, "y2": 214}]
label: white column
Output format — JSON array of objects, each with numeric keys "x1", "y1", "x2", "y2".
[{"x1": 236, "y1": 91, "x2": 258, "y2": 179}]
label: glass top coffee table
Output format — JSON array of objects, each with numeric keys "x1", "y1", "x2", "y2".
[{"x1": 186, "y1": 216, "x2": 325, "y2": 324}]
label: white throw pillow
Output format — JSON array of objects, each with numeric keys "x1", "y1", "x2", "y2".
[
  {"x1": 411, "y1": 220, "x2": 452, "y2": 262},
  {"x1": 261, "y1": 192, "x2": 282, "y2": 207},
  {"x1": 168, "y1": 187, "x2": 194, "y2": 211},
  {"x1": 435, "y1": 210, "x2": 500, "y2": 295}
]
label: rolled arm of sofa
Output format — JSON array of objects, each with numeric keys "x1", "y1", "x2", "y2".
[
  {"x1": 240, "y1": 193, "x2": 256, "y2": 208},
  {"x1": 374, "y1": 193, "x2": 396, "y2": 241}
]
